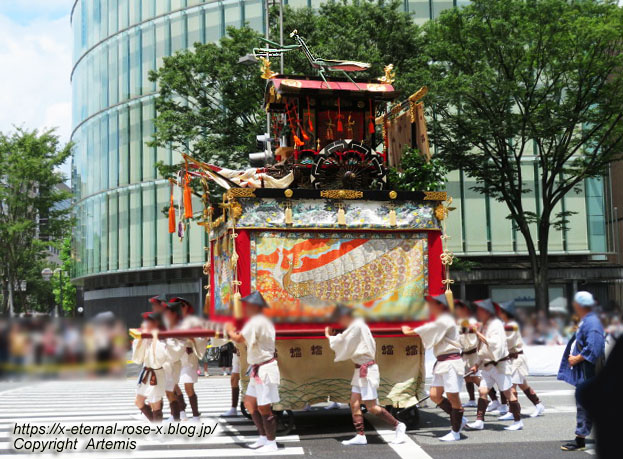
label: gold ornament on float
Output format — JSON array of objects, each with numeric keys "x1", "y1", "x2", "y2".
[{"x1": 378, "y1": 64, "x2": 396, "y2": 84}]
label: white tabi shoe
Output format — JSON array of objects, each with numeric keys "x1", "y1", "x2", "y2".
[
  {"x1": 463, "y1": 400, "x2": 477, "y2": 408},
  {"x1": 530, "y1": 403, "x2": 545, "y2": 418},
  {"x1": 221, "y1": 407, "x2": 238, "y2": 417},
  {"x1": 164, "y1": 415, "x2": 176, "y2": 424},
  {"x1": 255, "y1": 440, "x2": 278, "y2": 454},
  {"x1": 498, "y1": 411, "x2": 514, "y2": 421},
  {"x1": 486, "y1": 400, "x2": 501, "y2": 413},
  {"x1": 249, "y1": 435, "x2": 267, "y2": 449},
  {"x1": 342, "y1": 434, "x2": 367, "y2": 445},
  {"x1": 439, "y1": 431, "x2": 461, "y2": 442},
  {"x1": 179, "y1": 411, "x2": 187, "y2": 421},
  {"x1": 189, "y1": 416, "x2": 201, "y2": 423},
  {"x1": 324, "y1": 401, "x2": 340, "y2": 410},
  {"x1": 504, "y1": 420, "x2": 524, "y2": 431},
  {"x1": 466, "y1": 420, "x2": 484, "y2": 430},
  {"x1": 460, "y1": 417, "x2": 469, "y2": 432},
  {"x1": 498, "y1": 405, "x2": 508, "y2": 416},
  {"x1": 392, "y1": 422, "x2": 407, "y2": 444}
]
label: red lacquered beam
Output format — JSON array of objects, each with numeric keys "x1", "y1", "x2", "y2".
[
  {"x1": 129, "y1": 328, "x2": 220, "y2": 340},
  {"x1": 130, "y1": 326, "x2": 412, "y2": 340}
]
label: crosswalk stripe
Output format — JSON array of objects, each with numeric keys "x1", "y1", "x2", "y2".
[
  {"x1": 367, "y1": 416, "x2": 432, "y2": 459},
  {"x1": 0, "y1": 378, "x2": 305, "y2": 457},
  {"x1": 0, "y1": 447, "x2": 306, "y2": 458}
]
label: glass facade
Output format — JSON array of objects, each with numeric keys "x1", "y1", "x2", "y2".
[
  {"x1": 445, "y1": 165, "x2": 607, "y2": 256},
  {"x1": 71, "y1": 0, "x2": 268, "y2": 278},
  {"x1": 71, "y1": 0, "x2": 608, "y2": 281}
]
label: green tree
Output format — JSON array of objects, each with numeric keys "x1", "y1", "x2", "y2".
[
  {"x1": 389, "y1": 148, "x2": 448, "y2": 191},
  {"x1": 51, "y1": 237, "x2": 77, "y2": 315},
  {"x1": 419, "y1": 0, "x2": 623, "y2": 312},
  {"x1": 149, "y1": 26, "x2": 266, "y2": 174},
  {"x1": 0, "y1": 128, "x2": 72, "y2": 316}
]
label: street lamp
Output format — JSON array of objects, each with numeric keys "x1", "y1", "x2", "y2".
[{"x1": 41, "y1": 267, "x2": 65, "y2": 318}]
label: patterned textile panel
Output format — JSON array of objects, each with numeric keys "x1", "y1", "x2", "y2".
[
  {"x1": 236, "y1": 198, "x2": 440, "y2": 230},
  {"x1": 213, "y1": 234, "x2": 233, "y2": 315},
  {"x1": 238, "y1": 336, "x2": 427, "y2": 410},
  {"x1": 250, "y1": 231, "x2": 429, "y2": 322}
]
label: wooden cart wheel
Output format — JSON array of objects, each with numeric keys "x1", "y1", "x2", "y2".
[
  {"x1": 388, "y1": 405, "x2": 420, "y2": 430},
  {"x1": 274, "y1": 410, "x2": 295, "y2": 435},
  {"x1": 240, "y1": 401, "x2": 251, "y2": 419}
]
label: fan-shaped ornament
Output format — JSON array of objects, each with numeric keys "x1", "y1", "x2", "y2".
[{"x1": 310, "y1": 140, "x2": 387, "y2": 190}]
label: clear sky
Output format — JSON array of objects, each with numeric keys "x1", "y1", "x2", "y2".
[{"x1": 0, "y1": 0, "x2": 73, "y2": 179}]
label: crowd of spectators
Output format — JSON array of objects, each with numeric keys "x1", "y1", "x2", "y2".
[{"x1": 0, "y1": 312, "x2": 127, "y2": 381}]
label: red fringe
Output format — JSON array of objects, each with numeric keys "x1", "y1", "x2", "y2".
[
  {"x1": 168, "y1": 197, "x2": 176, "y2": 233},
  {"x1": 183, "y1": 175, "x2": 193, "y2": 219}
]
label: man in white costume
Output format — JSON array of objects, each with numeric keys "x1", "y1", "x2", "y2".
[
  {"x1": 402, "y1": 294, "x2": 467, "y2": 441},
  {"x1": 172, "y1": 297, "x2": 208, "y2": 423},
  {"x1": 326, "y1": 304, "x2": 407, "y2": 446},
  {"x1": 467, "y1": 299, "x2": 523, "y2": 431},
  {"x1": 454, "y1": 299, "x2": 481, "y2": 408},
  {"x1": 496, "y1": 300, "x2": 545, "y2": 420},
  {"x1": 162, "y1": 301, "x2": 186, "y2": 422},
  {"x1": 226, "y1": 291, "x2": 281, "y2": 454},
  {"x1": 132, "y1": 311, "x2": 168, "y2": 423}
]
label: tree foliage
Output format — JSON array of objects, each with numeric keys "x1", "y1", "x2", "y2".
[
  {"x1": 51, "y1": 237, "x2": 77, "y2": 315},
  {"x1": 418, "y1": 0, "x2": 623, "y2": 310},
  {"x1": 389, "y1": 148, "x2": 448, "y2": 191},
  {"x1": 0, "y1": 128, "x2": 72, "y2": 316}
]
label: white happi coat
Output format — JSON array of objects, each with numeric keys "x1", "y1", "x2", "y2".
[
  {"x1": 477, "y1": 317, "x2": 511, "y2": 375},
  {"x1": 413, "y1": 313, "x2": 464, "y2": 376},
  {"x1": 505, "y1": 320, "x2": 529, "y2": 379},
  {"x1": 162, "y1": 333, "x2": 186, "y2": 387},
  {"x1": 459, "y1": 317, "x2": 480, "y2": 370},
  {"x1": 241, "y1": 313, "x2": 280, "y2": 385},
  {"x1": 328, "y1": 318, "x2": 380, "y2": 388},
  {"x1": 179, "y1": 315, "x2": 208, "y2": 370},
  {"x1": 132, "y1": 337, "x2": 168, "y2": 399}
]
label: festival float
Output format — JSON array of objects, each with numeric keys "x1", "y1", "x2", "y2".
[{"x1": 132, "y1": 31, "x2": 456, "y2": 433}]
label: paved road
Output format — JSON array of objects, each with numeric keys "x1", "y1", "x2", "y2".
[{"x1": 0, "y1": 376, "x2": 593, "y2": 458}]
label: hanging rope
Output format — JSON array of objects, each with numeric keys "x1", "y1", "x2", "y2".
[{"x1": 438, "y1": 197, "x2": 456, "y2": 311}]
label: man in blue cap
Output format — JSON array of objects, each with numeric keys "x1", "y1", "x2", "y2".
[
  {"x1": 558, "y1": 291, "x2": 605, "y2": 452},
  {"x1": 496, "y1": 300, "x2": 545, "y2": 420},
  {"x1": 226, "y1": 291, "x2": 281, "y2": 454}
]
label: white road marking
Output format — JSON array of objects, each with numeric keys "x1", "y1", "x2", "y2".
[{"x1": 367, "y1": 415, "x2": 433, "y2": 459}]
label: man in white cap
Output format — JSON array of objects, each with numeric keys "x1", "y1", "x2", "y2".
[
  {"x1": 496, "y1": 300, "x2": 545, "y2": 420},
  {"x1": 558, "y1": 291, "x2": 605, "y2": 452},
  {"x1": 403, "y1": 294, "x2": 468, "y2": 441},
  {"x1": 466, "y1": 299, "x2": 523, "y2": 431}
]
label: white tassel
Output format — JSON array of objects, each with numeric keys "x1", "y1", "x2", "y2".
[
  {"x1": 389, "y1": 208, "x2": 397, "y2": 227},
  {"x1": 337, "y1": 204, "x2": 346, "y2": 226}
]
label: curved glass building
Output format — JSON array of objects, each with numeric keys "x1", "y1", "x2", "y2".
[{"x1": 71, "y1": 1, "x2": 617, "y2": 320}]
